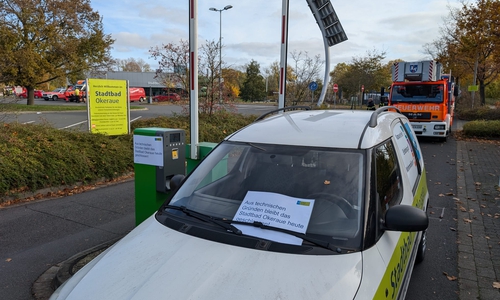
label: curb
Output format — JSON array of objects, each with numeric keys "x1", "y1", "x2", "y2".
[{"x1": 32, "y1": 237, "x2": 123, "y2": 300}]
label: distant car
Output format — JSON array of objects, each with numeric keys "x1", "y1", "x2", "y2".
[
  {"x1": 153, "y1": 92, "x2": 181, "y2": 102},
  {"x1": 18, "y1": 90, "x2": 43, "y2": 99},
  {"x1": 50, "y1": 107, "x2": 429, "y2": 300},
  {"x1": 129, "y1": 87, "x2": 146, "y2": 102},
  {"x1": 43, "y1": 88, "x2": 67, "y2": 101}
]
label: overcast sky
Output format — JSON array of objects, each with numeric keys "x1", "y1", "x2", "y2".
[{"x1": 92, "y1": 0, "x2": 461, "y2": 71}]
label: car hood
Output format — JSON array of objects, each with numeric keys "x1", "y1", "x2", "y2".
[{"x1": 53, "y1": 217, "x2": 363, "y2": 300}]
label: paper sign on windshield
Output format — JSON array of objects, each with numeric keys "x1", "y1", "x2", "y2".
[{"x1": 232, "y1": 191, "x2": 315, "y2": 245}]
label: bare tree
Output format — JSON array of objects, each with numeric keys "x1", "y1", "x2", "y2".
[
  {"x1": 114, "y1": 58, "x2": 152, "y2": 72},
  {"x1": 198, "y1": 40, "x2": 235, "y2": 114},
  {"x1": 287, "y1": 51, "x2": 323, "y2": 105},
  {"x1": 149, "y1": 39, "x2": 190, "y2": 93}
]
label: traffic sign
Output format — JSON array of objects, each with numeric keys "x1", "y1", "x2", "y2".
[
  {"x1": 309, "y1": 81, "x2": 318, "y2": 91},
  {"x1": 333, "y1": 83, "x2": 338, "y2": 93}
]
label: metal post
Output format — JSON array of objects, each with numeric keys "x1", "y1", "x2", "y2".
[
  {"x1": 218, "y1": 10, "x2": 222, "y2": 104},
  {"x1": 210, "y1": 5, "x2": 232, "y2": 105},
  {"x1": 189, "y1": 0, "x2": 199, "y2": 160}
]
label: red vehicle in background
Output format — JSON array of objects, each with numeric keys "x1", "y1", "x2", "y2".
[
  {"x1": 153, "y1": 92, "x2": 181, "y2": 102},
  {"x1": 42, "y1": 88, "x2": 67, "y2": 101},
  {"x1": 18, "y1": 89, "x2": 43, "y2": 99},
  {"x1": 129, "y1": 87, "x2": 146, "y2": 102}
]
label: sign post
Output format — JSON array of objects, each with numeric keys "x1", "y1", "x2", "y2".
[
  {"x1": 309, "y1": 81, "x2": 318, "y2": 103},
  {"x1": 333, "y1": 83, "x2": 338, "y2": 107}
]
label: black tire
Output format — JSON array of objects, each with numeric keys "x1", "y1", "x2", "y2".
[
  {"x1": 139, "y1": 97, "x2": 144, "y2": 103},
  {"x1": 415, "y1": 230, "x2": 427, "y2": 264},
  {"x1": 52, "y1": 95, "x2": 58, "y2": 101}
]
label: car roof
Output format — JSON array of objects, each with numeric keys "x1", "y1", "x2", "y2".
[{"x1": 226, "y1": 108, "x2": 404, "y2": 149}]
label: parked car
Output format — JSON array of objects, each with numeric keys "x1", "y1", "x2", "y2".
[
  {"x1": 129, "y1": 87, "x2": 146, "y2": 102},
  {"x1": 50, "y1": 107, "x2": 429, "y2": 300},
  {"x1": 43, "y1": 88, "x2": 67, "y2": 101},
  {"x1": 18, "y1": 89, "x2": 43, "y2": 99},
  {"x1": 153, "y1": 92, "x2": 181, "y2": 102}
]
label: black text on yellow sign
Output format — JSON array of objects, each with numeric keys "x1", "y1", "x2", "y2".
[{"x1": 88, "y1": 78, "x2": 129, "y2": 136}]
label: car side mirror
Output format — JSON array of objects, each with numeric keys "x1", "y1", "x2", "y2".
[
  {"x1": 383, "y1": 205, "x2": 428, "y2": 232},
  {"x1": 169, "y1": 174, "x2": 186, "y2": 191}
]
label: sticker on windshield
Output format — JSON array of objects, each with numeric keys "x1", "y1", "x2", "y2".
[{"x1": 232, "y1": 191, "x2": 315, "y2": 245}]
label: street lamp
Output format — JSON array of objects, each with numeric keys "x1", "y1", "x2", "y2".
[{"x1": 209, "y1": 4, "x2": 232, "y2": 104}]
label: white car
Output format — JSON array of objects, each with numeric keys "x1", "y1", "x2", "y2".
[{"x1": 50, "y1": 107, "x2": 429, "y2": 300}]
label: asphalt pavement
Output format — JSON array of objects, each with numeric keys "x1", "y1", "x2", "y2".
[
  {"x1": 1, "y1": 125, "x2": 499, "y2": 300},
  {"x1": 0, "y1": 180, "x2": 136, "y2": 300}
]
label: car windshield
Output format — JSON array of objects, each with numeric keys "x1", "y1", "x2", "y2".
[
  {"x1": 166, "y1": 141, "x2": 365, "y2": 250},
  {"x1": 391, "y1": 84, "x2": 444, "y2": 103}
]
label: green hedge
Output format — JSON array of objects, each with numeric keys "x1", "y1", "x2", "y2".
[
  {"x1": 0, "y1": 112, "x2": 257, "y2": 200},
  {"x1": 457, "y1": 106, "x2": 500, "y2": 121},
  {"x1": 462, "y1": 120, "x2": 500, "y2": 138}
]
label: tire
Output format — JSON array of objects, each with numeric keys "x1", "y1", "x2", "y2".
[
  {"x1": 52, "y1": 95, "x2": 58, "y2": 101},
  {"x1": 415, "y1": 229, "x2": 427, "y2": 264},
  {"x1": 139, "y1": 97, "x2": 144, "y2": 103}
]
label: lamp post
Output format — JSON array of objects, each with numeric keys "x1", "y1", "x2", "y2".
[{"x1": 209, "y1": 4, "x2": 232, "y2": 104}]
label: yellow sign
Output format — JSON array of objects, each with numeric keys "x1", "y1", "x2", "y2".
[
  {"x1": 468, "y1": 85, "x2": 479, "y2": 92},
  {"x1": 87, "y1": 78, "x2": 129, "y2": 135}
]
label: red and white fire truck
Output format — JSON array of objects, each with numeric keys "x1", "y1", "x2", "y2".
[{"x1": 389, "y1": 60, "x2": 459, "y2": 141}]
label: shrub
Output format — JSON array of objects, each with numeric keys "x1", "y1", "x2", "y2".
[
  {"x1": 463, "y1": 120, "x2": 500, "y2": 138},
  {"x1": 0, "y1": 123, "x2": 133, "y2": 199},
  {"x1": 456, "y1": 106, "x2": 500, "y2": 121},
  {"x1": 0, "y1": 112, "x2": 258, "y2": 201}
]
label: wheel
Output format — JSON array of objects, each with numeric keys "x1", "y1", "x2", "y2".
[
  {"x1": 139, "y1": 97, "x2": 144, "y2": 103},
  {"x1": 306, "y1": 193, "x2": 355, "y2": 219},
  {"x1": 52, "y1": 95, "x2": 58, "y2": 101},
  {"x1": 415, "y1": 230, "x2": 427, "y2": 264}
]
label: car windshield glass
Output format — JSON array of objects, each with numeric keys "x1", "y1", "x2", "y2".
[
  {"x1": 391, "y1": 84, "x2": 444, "y2": 103},
  {"x1": 167, "y1": 141, "x2": 365, "y2": 249}
]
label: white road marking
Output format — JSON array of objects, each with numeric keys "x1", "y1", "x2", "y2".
[{"x1": 60, "y1": 120, "x2": 87, "y2": 129}]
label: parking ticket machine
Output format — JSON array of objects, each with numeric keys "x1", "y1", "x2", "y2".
[
  {"x1": 133, "y1": 127, "x2": 186, "y2": 225},
  {"x1": 155, "y1": 129, "x2": 186, "y2": 192}
]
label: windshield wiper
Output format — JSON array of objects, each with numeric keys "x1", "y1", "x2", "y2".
[
  {"x1": 164, "y1": 205, "x2": 242, "y2": 235},
  {"x1": 165, "y1": 205, "x2": 341, "y2": 252},
  {"x1": 227, "y1": 219, "x2": 341, "y2": 252}
]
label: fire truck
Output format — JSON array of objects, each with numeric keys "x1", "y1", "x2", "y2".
[{"x1": 389, "y1": 61, "x2": 459, "y2": 141}]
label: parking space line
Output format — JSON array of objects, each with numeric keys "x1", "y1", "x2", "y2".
[
  {"x1": 59, "y1": 120, "x2": 87, "y2": 129},
  {"x1": 22, "y1": 121, "x2": 35, "y2": 124}
]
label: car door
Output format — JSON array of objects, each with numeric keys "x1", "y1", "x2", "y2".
[{"x1": 368, "y1": 119, "x2": 427, "y2": 299}]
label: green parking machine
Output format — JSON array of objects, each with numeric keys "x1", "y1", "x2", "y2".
[{"x1": 133, "y1": 128, "x2": 186, "y2": 225}]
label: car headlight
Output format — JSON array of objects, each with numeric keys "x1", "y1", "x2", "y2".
[{"x1": 434, "y1": 125, "x2": 445, "y2": 130}]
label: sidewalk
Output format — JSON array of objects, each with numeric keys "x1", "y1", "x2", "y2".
[
  {"x1": 456, "y1": 139, "x2": 500, "y2": 299},
  {"x1": 30, "y1": 138, "x2": 500, "y2": 300}
]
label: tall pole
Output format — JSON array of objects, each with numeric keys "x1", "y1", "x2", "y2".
[
  {"x1": 278, "y1": 0, "x2": 289, "y2": 109},
  {"x1": 218, "y1": 10, "x2": 222, "y2": 104},
  {"x1": 210, "y1": 5, "x2": 232, "y2": 105},
  {"x1": 190, "y1": 0, "x2": 199, "y2": 159}
]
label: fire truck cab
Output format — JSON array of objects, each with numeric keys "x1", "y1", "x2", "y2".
[{"x1": 389, "y1": 61, "x2": 459, "y2": 141}]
